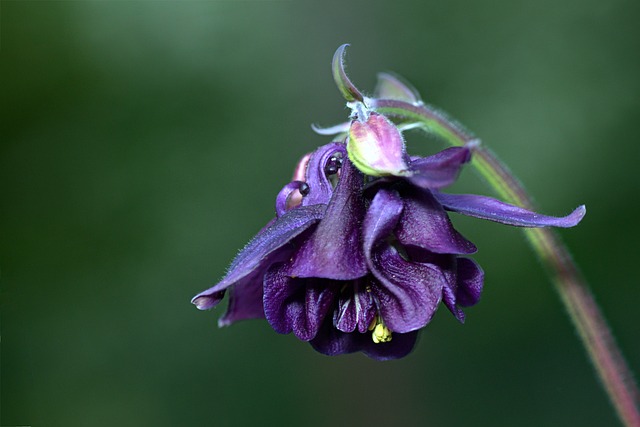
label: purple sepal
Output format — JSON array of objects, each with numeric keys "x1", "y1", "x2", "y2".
[
  {"x1": 191, "y1": 204, "x2": 325, "y2": 317},
  {"x1": 310, "y1": 318, "x2": 419, "y2": 360},
  {"x1": 263, "y1": 264, "x2": 338, "y2": 341},
  {"x1": 434, "y1": 192, "x2": 586, "y2": 228},
  {"x1": 396, "y1": 186, "x2": 477, "y2": 255},
  {"x1": 407, "y1": 146, "x2": 471, "y2": 189},
  {"x1": 287, "y1": 159, "x2": 368, "y2": 280}
]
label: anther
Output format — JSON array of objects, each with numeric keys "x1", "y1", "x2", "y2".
[{"x1": 369, "y1": 315, "x2": 392, "y2": 344}]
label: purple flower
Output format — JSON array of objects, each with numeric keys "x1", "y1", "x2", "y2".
[
  {"x1": 192, "y1": 44, "x2": 585, "y2": 360},
  {"x1": 192, "y1": 137, "x2": 585, "y2": 360}
]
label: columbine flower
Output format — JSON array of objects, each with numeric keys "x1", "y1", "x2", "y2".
[{"x1": 191, "y1": 46, "x2": 586, "y2": 360}]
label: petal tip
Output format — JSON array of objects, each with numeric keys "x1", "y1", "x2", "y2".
[
  {"x1": 569, "y1": 204, "x2": 587, "y2": 226},
  {"x1": 191, "y1": 294, "x2": 222, "y2": 311}
]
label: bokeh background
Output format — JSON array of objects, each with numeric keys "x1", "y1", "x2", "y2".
[{"x1": 2, "y1": 1, "x2": 639, "y2": 426}]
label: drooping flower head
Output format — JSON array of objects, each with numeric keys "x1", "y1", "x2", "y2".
[{"x1": 191, "y1": 45, "x2": 585, "y2": 360}]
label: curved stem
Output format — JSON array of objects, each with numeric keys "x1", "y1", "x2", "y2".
[{"x1": 373, "y1": 99, "x2": 640, "y2": 427}]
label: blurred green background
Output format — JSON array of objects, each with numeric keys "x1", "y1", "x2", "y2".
[{"x1": 2, "y1": 1, "x2": 639, "y2": 426}]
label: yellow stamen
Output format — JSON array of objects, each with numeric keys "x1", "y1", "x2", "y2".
[{"x1": 369, "y1": 316, "x2": 392, "y2": 343}]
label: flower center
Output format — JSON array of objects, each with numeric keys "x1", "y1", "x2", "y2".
[{"x1": 369, "y1": 315, "x2": 392, "y2": 344}]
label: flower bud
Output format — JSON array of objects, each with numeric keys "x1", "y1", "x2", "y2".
[{"x1": 347, "y1": 112, "x2": 411, "y2": 177}]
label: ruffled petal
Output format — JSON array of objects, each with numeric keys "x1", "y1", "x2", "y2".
[
  {"x1": 456, "y1": 257, "x2": 484, "y2": 307},
  {"x1": 369, "y1": 246, "x2": 445, "y2": 333},
  {"x1": 363, "y1": 189, "x2": 446, "y2": 333},
  {"x1": 191, "y1": 204, "x2": 325, "y2": 317},
  {"x1": 407, "y1": 247, "x2": 465, "y2": 323},
  {"x1": 396, "y1": 186, "x2": 477, "y2": 255},
  {"x1": 333, "y1": 278, "x2": 377, "y2": 334},
  {"x1": 310, "y1": 317, "x2": 419, "y2": 360},
  {"x1": 287, "y1": 159, "x2": 368, "y2": 280},
  {"x1": 302, "y1": 142, "x2": 347, "y2": 206},
  {"x1": 434, "y1": 192, "x2": 586, "y2": 228},
  {"x1": 263, "y1": 264, "x2": 338, "y2": 341},
  {"x1": 407, "y1": 146, "x2": 471, "y2": 189}
]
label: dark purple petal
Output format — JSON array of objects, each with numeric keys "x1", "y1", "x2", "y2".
[
  {"x1": 456, "y1": 257, "x2": 484, "y2": 307},
  {"x1": 407, "y1": 146, "x2": 471, "y2": 189},
  {"x1": 369, "y1": 246, "x2": 445, "y2": 333},
  {"x1": 191, "y1": 204, "x2": 325, "y2": 315},
  {"x1": 434, "y1": 192, "x2": 586, "y2": 228},
  {"x1": 263, "y1": 264, "x2": 338, "y2": 341},
  {"x1": 287, "y1": 159, "x2": 368, "y2": 280},
  {"x1": 396, "y1": 186, "x2": 476, "y2": 255},
  {"x1": 360, "y1": 330, "x2": 419, "y2": 361},
  {"x1": 333, "y1": 279, "x2": 377, "y2": 333},
  {"x1": 310, "y1": 318, "x2": 419, "y2": 360},
  {"x1": 302, "y1": 142, "x2": 346, "y2": 206},
  {"x1": 407, "y1": 247, "x2": 465, "y2": 323},
  {"x1": 363, "y1": 189, "x2": 446, "y2": 333},
  {"x1": 362, "y1": 188, "x2": 404, "y2": 252}
]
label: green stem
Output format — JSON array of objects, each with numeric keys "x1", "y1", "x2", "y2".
[{"x1": 373, "y1": 99, "x2": 640, "y2": 427}]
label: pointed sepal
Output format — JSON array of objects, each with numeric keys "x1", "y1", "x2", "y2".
[{"x1": 332, "y1": 44, "x2": 364, "y2": 103}]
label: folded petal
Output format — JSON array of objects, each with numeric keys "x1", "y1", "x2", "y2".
[
  {"x1": 434, "y1": 192, "x2": 586, "y2": 228},
  {"x1": 310, "y1": 318, "x2": 419, "y2": 360},
  {"x1": 369, "y1": 246, "x2": 445, "y2": 333},
  {"x1": 191, "y1": 204, "x2": 325, "y2": 314},
  {"x1": 333, "y1": 279, "x2": 377, "y2": 334},
  {"x1": 396, "y1": 186, "x2": 477, "y2": 255},
  {"x1": 456, "y1": 257, "x2": 484, "y2": 307},
  {"x1": 302, "y1": 142, "x2": 347, "y2": 206},
  {"x1": 407, "y1": 146, "x2": 471, "y2": 189},
  {"x1": 407, "y1": 247, "x2": 465, "y2": 323},
  {"x1": 287, "y1": 159, "x2": 368, "y2": 280},
  {"x1": 263, "y1": 264, "x2": 338, "y2": 341},
  {"x1": 363, "y1": 189, "x2": 446, "y2": 333}
]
